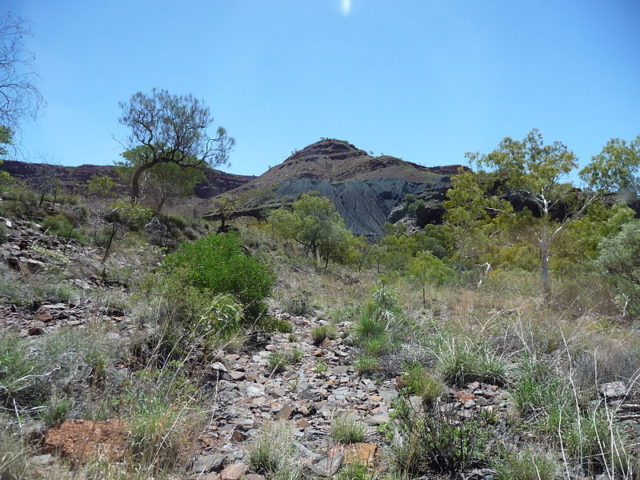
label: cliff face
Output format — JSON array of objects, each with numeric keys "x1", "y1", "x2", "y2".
[
  {"x1": 0, "y1": 160, "x2": 254, "y2": 199},
  {"x1": 206, "y1": 139, "x2": 462, "y2": 238}
]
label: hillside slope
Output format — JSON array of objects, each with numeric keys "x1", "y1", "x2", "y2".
[{"x1": 206, "y1": 139, "x2": 462, "y2": 238}]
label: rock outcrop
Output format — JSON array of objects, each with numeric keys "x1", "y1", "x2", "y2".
[{"x1": 206, "y1": 139, "x2": 463, "y2": 238}]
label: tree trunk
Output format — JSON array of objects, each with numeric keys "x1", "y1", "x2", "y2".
[
  {"x1": 131, "y1": 162, "x2": 157, "y2": 203},
  {"x1": 422, "y1": 284, "x2": 426, "y2": 309},
  {"x1": 541, "y1": 240, "x2": 551, "y2": 304}
]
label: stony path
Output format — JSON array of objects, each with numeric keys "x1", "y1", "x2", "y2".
[{"x1": 189, "y1": 311, "x2": 512, "y2": 479}]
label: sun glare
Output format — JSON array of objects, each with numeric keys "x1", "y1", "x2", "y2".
[{"x1": 341, "y1": 0, "x2": 351, "y2": 15}]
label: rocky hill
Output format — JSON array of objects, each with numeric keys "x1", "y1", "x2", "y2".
[
  {"x1": 0, "y1": 160, "x2": 254, "y2": 199},
  {"x1": 206, "y1": 139, "x2": 463, "y2": 238}
]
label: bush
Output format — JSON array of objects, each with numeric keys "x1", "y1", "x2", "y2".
[
  {"x1": 493, "y1": 447, "x2": 558, "y2": 480},
  {"x1": 43, "y1": 214, "x2": 83, "y2": 241},
  {"x1": 0, "y1": 332, "x2": 47, "y2": 409},
  {"x1": 331, "y1": 413, "x2": 366, "y2": 444},
  {"x1": 310, "y1": 324, "x2": 338, "y2": 346},
  {"x1": 282, "y1": 290, "x2": 314, "y2": 316},
  {"x1": 107, "y1": 202, "x2": 154, "y2": 230},
  {"x1": 163, "y1": 233, "x2": 274, "y2": 318},
  {"x1": 596, "y1": 220, "x2": 640, "y2": 318},
  {"x1": 267, "y1": 349, "x2": 302, "y2": 374}
]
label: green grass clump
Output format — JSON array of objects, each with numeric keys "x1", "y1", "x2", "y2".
[
  {"x1": 310, "y1": 324, "x2": 338, "y2": 346},
  {"x1": 511, "y1": 355, "x2": 568, "y2": 418},
  {"x1": 436, "y1": 339, "x2": 506, "y2": 387},
  {"x1": 400, "y1": 364, "x2": 443, "y2": 406},
  {"x1": 493, "y1": 447, "x2": 558, "y2": 480},
  {"x1": 267, "y1": 349, "x2": 302, "y2": 374},
  {"x1": 331, "y1": 413, "x2": 366, "y2": 444},
  {"x1": 43, "y1": 214, "x2": 83, "y2": 242},
  {"x1": 392, "y1": 398, "x2": 492, "y2": 476},
  {"x1": 248, "y1": 421, "x2": 299, "y2": 479},
  {"x1": 354, "y1": 355, "x2": 380, "y2": 376}
]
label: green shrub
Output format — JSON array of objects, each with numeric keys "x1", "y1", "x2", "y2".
[
  {"x1": 596, "y1": 220, "x2": 640, "y2": 318},
  {"x1": 400, "y1": 364, "x2": 443, "y2": 406},
  {"x1": 42, "y1": 395, "x2": 71, "y2": 428},
  {"x1": 163, "y1": 233, "x2": 274, "y2": 318},
  {"x1": 0, "y1": 332, "x2": 48, "y2": 409},
  {"x1": 282, "y1": 291, "x2": 314, "y2": 316},
  {"x1": 436, "y1": 339, "x2": 506, "y2": 387},
  {"x1": 493, "y1": 447, "x2": 558, "y2": 480},
  {"x1": 107, "y1": 202, "x2": 154, "y2": 230},
  {"x1": 331, "y1": 413, "x2": 366, "y2": 444},
  {"x1": 43, "y1": 214, "x2": 83, "y2": 241},
  {"x1": 335, "y1": 464, "x2": 373, "y2": 480},
  {"x1": 310, "y1": 324, "x2": 338, "y2": 346}
]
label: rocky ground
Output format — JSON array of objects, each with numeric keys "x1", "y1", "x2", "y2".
[{"x1": 2, "y1": 215, "x2": 639, "y2": 480}]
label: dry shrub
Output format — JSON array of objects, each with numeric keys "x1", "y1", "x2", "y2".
[{"x1": 574, "y1": 336, "x2": 640, "y2": 391}]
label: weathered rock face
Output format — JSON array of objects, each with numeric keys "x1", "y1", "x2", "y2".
[
  {"x1": 205, "y1": 138, "x2": 463, "y2": 237},
  {"x1": 0, "y1": 160, "x2": 254, "y2": 199},
  {"x1": 274, "y1": 179, "x2": 428, "y2": 238}
]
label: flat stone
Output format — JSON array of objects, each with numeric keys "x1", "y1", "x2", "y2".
[
  {"x1": 220, "y1": 463, "x2": 248, "y2": 480},
  {"x1": 29, "y1": 454, "x2": 53, "y2": 466},
  {"x1": 276, "y1": 404, "x2": 296, "y2": 420},
  {"x1": 228, "y1": 371, "x2": 245, "y2": 381},
  {"x1": 344, "y1": 443, "x2": 378, "y2": 466},
  {"x1": 600, "y1": 381, "x2": 626, "y2": 399},
  {"x1": 368, "y1": 414, "x2": 390, "y2": 425},
  {"x1": 246, "y1": 384, "x2": 264, "y2": 397},
  {"x1": 311, "y1": 454, "x2": 343, "y2": 476},
  {"x1": 192, "y1": 454, "x2": 225, "y2": 473},
  {"x1": 457, "y1": 391, "x2": 477, "y2": 403}
]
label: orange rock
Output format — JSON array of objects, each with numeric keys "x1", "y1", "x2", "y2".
[
  {"x1": 456, "y1": 391, "x2": 477, "y2": 403},
  {"x1": 43, "y1": 419, "x2": 127, "y2": 461},
  {"x1": 344, "y1": 443, "x2": 378, "y2": 466},
  {"x1": 220, "y1": 463, "x2": 248, "y2": 480}
]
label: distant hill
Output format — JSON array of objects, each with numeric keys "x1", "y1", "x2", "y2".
[
  {"x1": 206, "y1": 138, "x2": 463, "y2": 238},
  {"x1": 0, "y1": 160, "x2": 255, "y2": 199}
]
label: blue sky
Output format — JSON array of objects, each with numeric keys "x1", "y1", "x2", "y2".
[{"x1": 8, "y1": 0, "x2": 640, "y2": 176}]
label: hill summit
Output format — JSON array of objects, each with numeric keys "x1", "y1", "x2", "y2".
[{"x1": 208, "y1": 138, "x2": 463, "y2": 238}]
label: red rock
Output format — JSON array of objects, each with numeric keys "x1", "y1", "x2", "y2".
[{"x1": 344, "y1": 443, "x2": 378, "y2": 466}]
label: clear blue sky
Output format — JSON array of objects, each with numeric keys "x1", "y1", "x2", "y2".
[{"x1": 9, "y1": 0, "x2": 640, "y2": 176}]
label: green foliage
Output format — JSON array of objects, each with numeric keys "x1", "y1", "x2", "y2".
[
  {"x1": 281, "y1": 290, "x2": 314, "y2": 316},
  {"x1": 119, "y1": 88, "x2": 234, "y2": 202},
  {"x1": 119, "y1": 146, "x2": 205, "y2": 212},
  {"x1": 107, "y1": 201, "x2": 154, "y2": 230},
  {"x1": 310, "y1": 324, "x2": 338, "y2": 346},
  {"x1": 354, "y1": 355, "x2": 380, "y2": 376},
  {"x1": 268, "y1": 192, "x2": 360, "y2": 267},
  {"x1": 408, "y1": 251, "x2": 455, "y2": 307},
  {"x1": 163, "y1": 233, "x2": 274, "y2": 318},
  {"x1": 596, "y1": 220, "x2": 640, "y2": 318},
  {"x1": 511, "y1": 356, "x2": 568, "y2": 418},
  {"x1": 43, "y1": 214, "x2": 83, "y2": 241},
  {"x1": 267, "y1": 349, "x2": 302, "y2": 374},
  {"x1": 392, "y1": 398, "x2": 492, "y2": 476},
  {"x1": 436, "y1": 339, "x2": 506, "y2": 387},
  {"x1": 42, "y1": 395, "x2": 71, "y2": 428},
  {"x1": 493, "y1": 447, "x2": 558, "y2": 480},
  {"x1": 0, "y1": 332, "x2": 46, "y2": 409},
  {"x1": 331, "y1": 413, "x2": 366, "y2": 444},
  {"x1": 579, "y1": 135, "x2": 640, "y2": 193},
  {"x1": 86, "y1": 174, "x2": 117, "y2": 197},
  {"x1": 400, "y1": 364, "x2": 443, "y2": 406}
]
